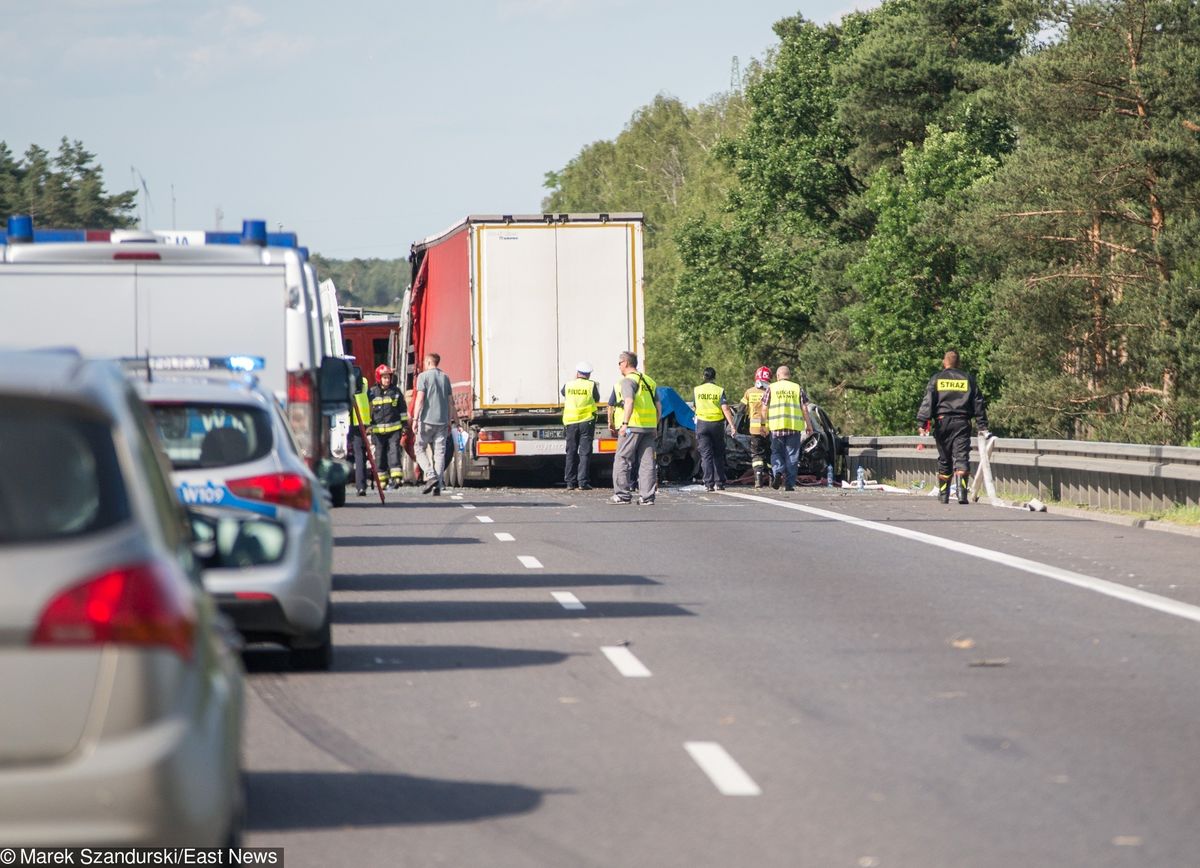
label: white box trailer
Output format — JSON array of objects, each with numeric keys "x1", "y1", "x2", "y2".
[{"x1": 406, "y1": 213, "x2": 645, "y2": 483}]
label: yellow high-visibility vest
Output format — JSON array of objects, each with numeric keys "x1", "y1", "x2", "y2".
[
  {"x1": 767, "y1": 380, "x2": 803, "y2": 433},
  {"x1": 352, "y1": 378, "x2": 371, "y2": 427},
  {"x1": 562, "y1": 378, "x2": 598, "y2": 425},
  {"x1": 623, "y1": 372, "x2": 658, "y2": 429},
  {"x1": 694, "y1": 382, "x2": 726, "y2": 422},
  {"x1": 609, "y1": 388, "x2": 624, "y2": 427}
]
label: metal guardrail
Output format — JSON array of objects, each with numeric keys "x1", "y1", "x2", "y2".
[{"x1": 846, "y1": 436, "x2": 1200, "y2": 512}]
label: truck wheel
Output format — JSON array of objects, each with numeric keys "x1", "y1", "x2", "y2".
[{"x1": 329, "y1": 482, "x2": 346, "y2": 508}]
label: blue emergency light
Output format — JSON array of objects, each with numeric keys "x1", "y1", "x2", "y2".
[{"x1": 2, "y1": 215, "x2": 301, "y2": 249}]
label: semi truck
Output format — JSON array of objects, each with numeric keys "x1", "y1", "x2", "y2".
[
  {"x1": 404, "y1": 213, "x2": 645, "y2": 484},
  {"x1": 0, "y1": 215, "x2": 353, "y2": 501}
]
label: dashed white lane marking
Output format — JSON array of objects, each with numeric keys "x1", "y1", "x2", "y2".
[
  {"x1": 461, "y1": 504, "x2": 476, "y2": 510},
  {"x1": 722, "y1": 491, "x2": 1200, "y2": 626},
  {"x1": 475, "y1": 515, "x2": 494, "y2": 523},
  {"x1": 494, "y1": 532, "x2": 515, "y2": 542},
  {"x1": 518, "y1": 555, "x2": 544, "y2": 569},
  {"x1": 601, "y1": 645, "x2": 652, "y2": 678},
  {"x1": 551, "y1": 591, "x2": 585, "y2": 610},
  {"x1": 684, "y1": 742, "x2": 761, "y2": 796},
  {"x1": 451, "y1": 494, "x2": 464, "y2": 500}
]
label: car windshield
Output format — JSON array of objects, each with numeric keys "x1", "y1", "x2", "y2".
[
  {"x1": 0, "y1": 398, "x2": 131, "y2": 544},
  {"x1": 148, "y1": 402, "x2": 273, "y2": 470}
]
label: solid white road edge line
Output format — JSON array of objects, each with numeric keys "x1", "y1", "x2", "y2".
[
  {"x1": 475, "y1": 515, "x2": 494, "y2": 523},
  {"x1": 494, "y1": 532, "x2": 515, "y2": 542},
  {"x1": 684, "y1": 742, "x2": 761, "y2": 796},
  {"x1": 722, "y1": 491, "x2": 1200, "y2": 626},
  {"x1": 551, "y1": 591, "x2": 585, "y2": 610},
  {"x1": 601, "y1": 645, "x2": 652, "y2": 677},
  {"x1": 518, "y1": 555, "x2": 544, "y2": 569}
]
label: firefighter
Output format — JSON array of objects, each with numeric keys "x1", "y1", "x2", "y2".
[
  {"x1": 693, "y1": 367, "x2": 736, "y2": 491},
  {"x1": 739, "y1": 366, "x2": 771, "y2": 488},
  {"x1": 916, "y1": 349, "x2": 989, "y2": 504},
  {"x1": 349, "y1": 372, "x2": 372, "y2": 496},
  {"x1": 369, "y1": 364, "x2": 407, "y2": 491},
  {"x1": 561, "y1": 362, "x2": 600, "y2": 490},
  {"x1": 760, "y1": 366, "x2": 804, "y2": 491}
]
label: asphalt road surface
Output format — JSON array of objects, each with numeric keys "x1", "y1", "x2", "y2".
[{"x1": 241, "y1": 482, "x2": 1200, "y2": 868}]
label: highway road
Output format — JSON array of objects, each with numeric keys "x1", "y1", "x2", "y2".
[{"x1": 240, "y1": 483, "x2": 1200, "y2": 867}]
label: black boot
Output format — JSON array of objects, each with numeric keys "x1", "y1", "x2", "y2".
[
  {"x1": 938, "y1": 474, "x2": 951, "y2": 504},
  {"x1": 957, "y1": 475, "x2": 969, "y2": 504}
]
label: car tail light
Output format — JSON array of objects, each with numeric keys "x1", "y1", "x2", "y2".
[
  {"x1": 113, "y1": 251, "x2": 161, "y2": 260},
  {"x1": 227, "y1": 472, "x2": 313, "y2": 511},
  {"x1": 32, "y1": 562, "x2": 195, "y2": 660},
  {"x1": 287, "y1": 370, "x2": 316, "y2": 467}
]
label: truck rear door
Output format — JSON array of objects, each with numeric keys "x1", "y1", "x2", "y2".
[
  {"x1": 476, "y1": 226, "x2": 560, "y2": 407},
  {"x1": 554, "y1": 223, "x2": 639, "y2": 391}
]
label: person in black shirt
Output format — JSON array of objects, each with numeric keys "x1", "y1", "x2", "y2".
[{"x1": 916, "y1": 350, "x2": 989, "y2": 504}]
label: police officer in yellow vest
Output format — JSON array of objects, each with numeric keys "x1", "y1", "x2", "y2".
[
  {"x1": 561, "y1": 362, "x2": 600, "y2": 490},
  {"x1": 349, "y1": 374, "x2": 372, "y2": 496},
  {"x1": 694, "y1": 367, "x2": 736, "y2": 492},
  {"x1": 609, "y1": 350, "x2": 661, "y2": 505},
  {"x1": 760, "y1": 365, "x2": 804, "y2": 491}
]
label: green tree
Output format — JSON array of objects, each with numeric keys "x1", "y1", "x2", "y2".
[
  {"x1": 847, "y1": 127, "x2": 999, "y2": 431},
  {"x1": 311, "y1": 254, "x2": 412, "y2": 312},
  {"x1": 0, "y1": 138, "x2": 135, "y2": 228},
  {"x1": 970, "y1": 0, "x2": 1200, "y2": 441}
]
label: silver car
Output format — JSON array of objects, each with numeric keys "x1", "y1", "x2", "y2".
[
  {"x1": 135, "y1": 360, "x2": 335, "y2": 670},
  {"x1": 0, "y1": 350, "x2": 244, "y2": 846}
]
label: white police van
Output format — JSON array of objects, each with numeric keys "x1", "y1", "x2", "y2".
[{"x1": 0, "y1": 215, "x2": 352, "y2": 503}]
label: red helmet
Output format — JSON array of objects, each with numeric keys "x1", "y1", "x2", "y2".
[
  {"x1": 375, "y1": 364, "x2": 393, "y2": 383},
  {"x1": 755, "y1": 365, "x2": 771, "y2": 383}
]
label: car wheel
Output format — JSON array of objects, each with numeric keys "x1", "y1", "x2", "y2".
[{"x1": 291, "y1": 606, "x2": 332, "y2": 671}]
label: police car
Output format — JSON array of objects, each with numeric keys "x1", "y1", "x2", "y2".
[{"x1": 132, "y1": 356, "x2": 335, "y2": 670}]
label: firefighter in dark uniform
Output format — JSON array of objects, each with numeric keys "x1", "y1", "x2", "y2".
[
  {"x1": 916, "y1": 350, "x2": 989, "y2": 504},
  {"x1": 369, "y1": 364, "x2": 408, "y2": 490}
]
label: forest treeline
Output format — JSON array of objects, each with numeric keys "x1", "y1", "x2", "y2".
[{"x1": 543, "y1": 0, "x2": 1200, "y2": 445}]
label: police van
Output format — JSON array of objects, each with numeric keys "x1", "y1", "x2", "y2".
[{"x1": 0, "y1": 215, "x2": 352, "y2": 502}]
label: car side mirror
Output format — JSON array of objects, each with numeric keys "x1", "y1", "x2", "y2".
[
  {"x1": 189, "y1": 509, "x2": 287, "y2": 569},
  {"x1": 319, "y1": 356, "x2": 354, "y2": 412}
]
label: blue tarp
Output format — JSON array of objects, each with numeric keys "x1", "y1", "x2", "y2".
[{"x1": 656, "y1": 386, "x2": 695, "y2": 430}]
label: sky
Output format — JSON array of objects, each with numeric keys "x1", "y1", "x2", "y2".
[{"x1": 4, "y1": 1, "x2": 873, "y2": 260}]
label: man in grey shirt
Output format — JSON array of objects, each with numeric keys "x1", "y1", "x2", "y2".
[{"x1": 410, "y1": 352, "x2": 458, "y2": 494}]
